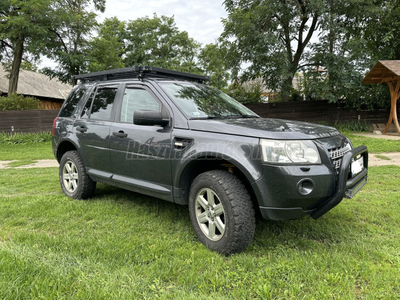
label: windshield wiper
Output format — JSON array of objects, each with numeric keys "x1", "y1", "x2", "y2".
[
  {"x1": 190, "y1": 116, "x2": 228, "y2": 120},
  {"x1": 239, "y1": 114, "x2": 259, "y2": 118},
  {"x1": 190, "y1": 115, "x2": 258, "y2": 120}
]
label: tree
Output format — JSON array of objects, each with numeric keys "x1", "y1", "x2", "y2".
[
  {"x1": 300, "y1": 0, "x2": 371, "y2": 103},
  {"x1": 311, "y1": 0, "x2": 400, "y2": 109},
  {"x1": 42, "y1": 0, "x2": 105, "y2": 85},
  {"x1": 198, "y1": 43, "x2": 230, "y2": 90},
  {"x1": 221, "y1": 0, "x2": 324, "y2": 101},
  {"x1": 350, "y1": 0, "x2": 400, "y2": 61},
  {"x1": 87, "y1": 17, "x2": 126, "y2": 72},
  {"x1": 124, "y1": 14, "x2": 201, "y2": 73},
  {"x1": 0, "y1": 0, "x2": 52, "y2": 94}
]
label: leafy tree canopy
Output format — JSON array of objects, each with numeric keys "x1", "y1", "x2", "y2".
[
  {"x1": 0, "y1": 0, "x2": 52, "y2": 93},
  {"x1": 124, "y1": 14, "x2": 202, "y2": 74}
]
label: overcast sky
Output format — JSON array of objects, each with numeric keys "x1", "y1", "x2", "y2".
[{"x1": 99, "y1": 0, "x2": 228, "y2": 45}]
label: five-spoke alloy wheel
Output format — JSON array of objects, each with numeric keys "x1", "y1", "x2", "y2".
[
  {"x1": 59, "y1": 150, "x2": 96, "y2": 199},
  {"x1": 189, "y1": 170, "x2": 255, "y2": 255}
]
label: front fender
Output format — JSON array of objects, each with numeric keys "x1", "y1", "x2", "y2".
[{"x1": 172, "y1": 134, "x2": 263, "y2": 198}]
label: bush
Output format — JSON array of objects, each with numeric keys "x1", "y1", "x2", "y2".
[
  {"x1": 0, "y1": 94, "x2": 39, "y2": 111},
  {"x1": 228, "y1": 80, "x2": 264, "y2": 104},
  {"x1": 0, "y1": 132, "x2": 52, "y2": 145},
  {"x1": 333, "y1": 119, "x2": 370, "y2": 132}
]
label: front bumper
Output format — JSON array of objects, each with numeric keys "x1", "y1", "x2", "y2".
[
  {"x1": 310, "y1": 145, "x2": 368, "y2": 219},
  {"x1": 254, "y1": 146, "x2": 368, "y2": 220}
]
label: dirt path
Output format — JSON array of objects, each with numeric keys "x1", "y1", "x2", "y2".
[{"x1": 0, "y1": 159, "x2": 59, "y2": 169}]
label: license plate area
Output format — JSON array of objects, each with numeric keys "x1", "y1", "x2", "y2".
[{"x1": 351, "y1": 155, "x2": 364, "y2": 177}]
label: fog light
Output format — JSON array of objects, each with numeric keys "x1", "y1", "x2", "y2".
[{"x1": 297, "y1": 179, "x2": 314, "y2": 195}]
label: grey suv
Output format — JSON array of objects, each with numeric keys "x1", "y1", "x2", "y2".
[{"x1": 52, "y1": 66, "x2": 368, "y2": 255}]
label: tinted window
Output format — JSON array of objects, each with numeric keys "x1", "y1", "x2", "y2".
[
  {"x1": 120, "y1": 88, "x2": 160, "y2": 123},
  {"x1": 88, "y1": 86, "x2": 118, "y2": 120},
  {"x1": 81, "y1": 91, "x2": 94, "y2": 119},
  {"x1": 59, "y1": 86, "x2": 88, "y2": 118}
]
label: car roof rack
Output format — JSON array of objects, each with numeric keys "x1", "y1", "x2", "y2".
[{"x1": 74, "y1": 66, "x2": 210, "y2": 83}]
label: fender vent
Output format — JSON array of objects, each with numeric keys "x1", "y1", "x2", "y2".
[{"x1": 174, "y1": 137, "x2": 193, "y2": 150}]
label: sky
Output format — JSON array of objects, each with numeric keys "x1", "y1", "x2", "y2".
[{"x1": 99, "y1": 0, "x2": 228, "y2": 46}]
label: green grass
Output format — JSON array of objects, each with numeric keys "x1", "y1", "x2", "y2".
[
  {"x1": 345, "y1": 132, "x2": 400, "y2": 153},
  {"x1": 0, "y1": 166, "x2": 399, "y2": 299},
  {"x1": 0, "y1": 141, "x2": 54, "y2": 160}
]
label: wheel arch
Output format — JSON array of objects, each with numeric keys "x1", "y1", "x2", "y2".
[
  {"x1": 175, "y1": 153, "x2": 261, "y2": 208},
  {"x1": 56, "y1": 140, "x2": 79, "y2": 163}
]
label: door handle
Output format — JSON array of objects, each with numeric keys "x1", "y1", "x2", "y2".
[
  {"x1": 76, "y1": 126, "x2": 87, "y2": 133},
  {"x1": 113, "y1": 131, "x2": 128, "y2": 138}
]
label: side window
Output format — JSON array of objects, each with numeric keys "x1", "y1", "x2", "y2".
[
  {"x1": 81, "y1": 91, "x2": 94, "y2": 119},
  {"x1": 83, "y1": 86, "x2": 118, "y2": 120},
  {"x1": 59, "y1": 86, "x2": 88, "y2": 118},
  {"x1": 120, "y1": 88, "x2": 160, "y2": 123}
]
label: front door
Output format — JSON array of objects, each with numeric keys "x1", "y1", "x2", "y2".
[{"x1": 109, "y1": 84, "x2": 173, "y2": 201}]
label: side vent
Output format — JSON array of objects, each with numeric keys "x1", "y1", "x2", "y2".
[{"x1": 174, "y1": 137, "x2": 193, "y2": 150}]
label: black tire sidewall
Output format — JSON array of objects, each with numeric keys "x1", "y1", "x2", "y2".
[
  {"x1": 59, "y1": 150, "x2": 94, "y2": 199},
  {"x1": 189, "y1": 170, "x2": 255, "y2": 255}
]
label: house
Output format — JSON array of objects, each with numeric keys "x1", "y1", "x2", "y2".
[{"x1": 0, "y1": 66, "x2": 72, "y2": 109}]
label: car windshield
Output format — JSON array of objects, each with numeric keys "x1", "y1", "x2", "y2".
[{"x1": 159, "y1": 82, "x2": 258, "y2": 119}]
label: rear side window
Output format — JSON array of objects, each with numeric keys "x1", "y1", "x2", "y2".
[
  {"x1": 59, "y1": 86, "x2": 88, "y2": 118},
  {"x1": 84, "y1": 86, "x2": 118, "y2": 121}
]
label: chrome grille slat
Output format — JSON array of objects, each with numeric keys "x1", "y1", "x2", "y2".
[{"x1": 328, "y1": 144, "x2": 351, "y2": 173}]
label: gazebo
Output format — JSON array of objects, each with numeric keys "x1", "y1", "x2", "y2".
[{"x1": 362, "y1": 60, "x2": 400, "y2": 135}]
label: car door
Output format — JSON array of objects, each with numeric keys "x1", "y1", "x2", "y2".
[
  {"x1": 74, "y1": 84, "x2": 120, "y2": 179},
  {"x1": 109, "y1": 83, "x2": 173, "y2": 201}
]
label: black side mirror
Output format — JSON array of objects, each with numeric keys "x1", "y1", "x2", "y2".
[{"x1": 134, "y1": 110, "x2": 169, "y2": 126}]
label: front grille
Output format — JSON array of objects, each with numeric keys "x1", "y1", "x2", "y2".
[{"x1": 328, "y1": 143, "x2": 352, "y2": 173}]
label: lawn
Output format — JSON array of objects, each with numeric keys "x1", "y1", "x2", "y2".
[
  {"x1": 0, "y1": 136, "x2": 399, "y2": 299},
  {"x1": 345, "y1": 132, "x2": 400, "y2": 153}
]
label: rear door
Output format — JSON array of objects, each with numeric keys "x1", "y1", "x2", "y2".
[
  {"x1": 74, "y1": 84, "x2": 120, "y2": 179},
  {"x1": 109, "y1": 83, "x2": 173, "y2": 201}
]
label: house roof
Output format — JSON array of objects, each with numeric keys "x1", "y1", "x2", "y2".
[
  {"x1": 0, "y1": 66, "x2": 72, "y2": 100},
  {"x1": 362, "y1": 60, "x2": 400, "y2": 84}
]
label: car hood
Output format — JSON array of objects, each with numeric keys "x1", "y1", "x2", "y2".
[{"x1": 188, "y1": 118, "x2": 341, "y2": 140}]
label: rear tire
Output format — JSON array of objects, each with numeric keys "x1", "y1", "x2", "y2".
[
  {"x1": 189, "y1": 170, "x2": 255, "y2": 255},
  {"x1": 59, "y1": 150, "x2": 96, "y2": 199}
]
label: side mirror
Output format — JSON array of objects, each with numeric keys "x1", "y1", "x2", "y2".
[{"x1": 134, "y1": 110, "x2": 169, "y2": 126}]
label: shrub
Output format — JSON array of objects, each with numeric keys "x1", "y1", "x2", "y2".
[
  {"x1": 228, "y1": 80, "x2": 264, "y2": 104},
  {"x1": 0, "y1": 94, "x2": 39, "y2": 111},
  {"x1": 0, "y1": 132, "x2": 52, "y2": 145},
  {"x1": 333, "y1": 119, "x2": 370, "y2": 132}
]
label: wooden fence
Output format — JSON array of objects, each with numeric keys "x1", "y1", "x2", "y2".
[
  {"x1": 0, "y1": 110, "x2": 58, "y2": 133},
  {"x1": 0, "y1": 100, "x2": 397, "y2": 133},
  {"x1": 245, "y1": 100, "x2": 396, "y2": 126}
]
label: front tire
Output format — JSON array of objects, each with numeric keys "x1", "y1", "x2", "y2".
[
  {"x1": 189, "y1": 170, "x2": 255, "y2": 255},
  {"x1": 59, "y1": 150, "x2": 96, "y2": 199}
]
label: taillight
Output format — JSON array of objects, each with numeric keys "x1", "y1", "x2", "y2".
[{"x1": 52, "y1": 117, "x2": 58, "y2": 136}]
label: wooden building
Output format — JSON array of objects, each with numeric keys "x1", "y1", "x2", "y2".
[{"x1": 0, "y1": 66, "x2": 72, "y2": 109}]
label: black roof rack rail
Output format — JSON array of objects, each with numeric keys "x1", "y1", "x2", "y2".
[{"x1": 74, "y1": 66, "x2": 210, "y2": 83}]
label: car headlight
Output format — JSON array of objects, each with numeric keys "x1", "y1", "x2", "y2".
[{"x1": 260, "y1": 139, "x2": 321, "y2": 164}]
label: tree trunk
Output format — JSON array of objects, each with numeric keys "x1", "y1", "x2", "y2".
[
  {"x1": 281, "y1": 73, "x2": 294, "y2": 102},
  {"x1": 8, "y1": 38, "x2": 24, "y2": 94}
]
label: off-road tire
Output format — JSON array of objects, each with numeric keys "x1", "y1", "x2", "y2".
[
  {"x1": 59, "y1": 150, "x2": 96, "y2": 199},
  {"x1": 189, "y1": 170, "x2": 255, "y2": 255}
]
